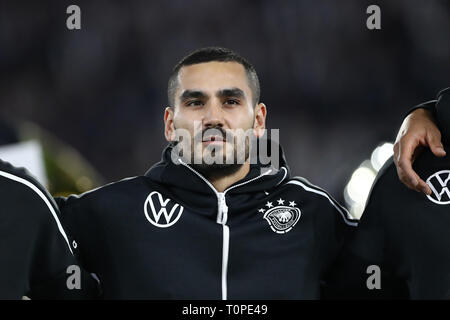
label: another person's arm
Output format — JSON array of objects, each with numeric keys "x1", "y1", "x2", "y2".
[
  {"x1": 0, "y1": 161, "x2": 99, "y2": 299},
  {"x1": 394, "y1": 88, "x2": 450, "y2": 194}
]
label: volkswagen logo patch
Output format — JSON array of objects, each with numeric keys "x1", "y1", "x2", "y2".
[
  {"x1": 426, "y1": 170, "x2": 450, "y2": 205},
  {"x1": 144, "y1": 191, "x2": 184, "y2": 228}
]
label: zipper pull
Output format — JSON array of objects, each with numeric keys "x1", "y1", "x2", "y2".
[{"x1": 217, "y1": 193, "x2": 228, "y2": 224}]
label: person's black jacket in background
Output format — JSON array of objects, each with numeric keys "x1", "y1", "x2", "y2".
[
  {"x1": 324, "y1": 87, "x2": 450, "y2": 299},
  {"x1": 0, "y1": 159, "x2": 99, "y2": 299}
]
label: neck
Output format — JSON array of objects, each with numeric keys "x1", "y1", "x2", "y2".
[{"x1": 208, "y1": 161, "x2": 250, "y2": 192}]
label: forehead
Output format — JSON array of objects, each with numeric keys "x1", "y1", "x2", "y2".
[{"x1": 176, "y1": 61, "x2": 251, "y2": 97}]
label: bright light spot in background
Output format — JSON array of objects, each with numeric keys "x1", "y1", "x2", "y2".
[
  {"x1": 346, "y1": 166, "x2": 376, "y2": 202},
  {"x1": 0, "y1": 140, "x2": 47, "y2": 186},
  {"x1": 344, "y1": 142, "x2": 394, "y2": 219},
  {"x1": 371, "y1": 142, "x2": 394, "y2": 171},
  {"x1": 344, "y1": 163, "x2": 376, "y2": 219}
]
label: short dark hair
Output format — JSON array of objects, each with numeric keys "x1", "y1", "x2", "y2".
[{"x1": 167, "y1": 47, "x2": 260, "y2": 107}]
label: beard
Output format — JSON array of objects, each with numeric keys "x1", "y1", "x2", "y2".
[
  {"x1": 191, "y1": 143, "x2": 250, "y2": 180},
  {"x1": 191, "y1": 162, "x2": 244, "y2": 180},
  {"x1": 173, "y1": 124, "x2": 253, "y2": 180}
]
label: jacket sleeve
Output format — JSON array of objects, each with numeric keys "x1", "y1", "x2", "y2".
[
  {"x1": 27, "y1": 188, "x2": 100, "y2": 299},
  {"x1": 405, "y1": 100, "x2": 438, "y2": 118},
  {"x1": 0, "y1": 163, "x2": 99, "y2": 299},
  {"x1": 317, "y1": 202, "x2": 358, "y2": 279},
  {"x1": 54, "y1": 194, "x2": 98, "y2": 275},
  {"x1": 405, "y1": 87, "x2": 450, "y2": 118},
  {"x1": 300, "y1": 179, "x2": 359, "y2": 280}
]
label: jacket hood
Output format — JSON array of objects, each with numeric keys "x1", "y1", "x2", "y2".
[{"x1": 145, "y1": 139, "x2": 290, "y2": 196}]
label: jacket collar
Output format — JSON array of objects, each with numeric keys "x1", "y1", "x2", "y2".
[{"x1": 145, "y1": 139, "x2": 290, "y2": 196}]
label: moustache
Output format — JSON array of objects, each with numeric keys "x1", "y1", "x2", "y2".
[{"x1": 195, "y1": 127, "x2": 234, "y2": 143}]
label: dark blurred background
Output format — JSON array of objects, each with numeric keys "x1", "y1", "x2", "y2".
[{"x1": 0, "y1": 0, "x2": 449, "y2": 206}]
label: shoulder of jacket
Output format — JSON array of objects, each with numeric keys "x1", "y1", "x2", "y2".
[
  {"x1": 64, "y1": 175, "x2": 144, "y2": 202},
  {"x1": 0, "y1": 158, "x2": 55, "y2": 206},
  {"x1": 437, "y1": 87, "x2": 450, "y2": 99},
  {"x1": 283, "y1": 176, "x2": 358, "y2": 226},
  {"x1": 0, "y1": 158, "x2": 73, "y2": 252}
]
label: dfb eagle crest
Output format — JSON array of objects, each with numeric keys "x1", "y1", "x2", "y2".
[{"x1": 258, "y1": 198, "x2": 301, "y2": 234}]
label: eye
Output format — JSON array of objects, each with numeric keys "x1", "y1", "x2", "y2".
[
  {"x1": 186, "y1": 100, "x2": 204, "y2": 107},
  {"x1": 225, "y1": 99, "x2": 240, "y2": 105}
]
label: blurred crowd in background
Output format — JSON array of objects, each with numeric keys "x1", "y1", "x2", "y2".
[{"x1": 0, "y1": 0, "x2": 449, "y2": 212}]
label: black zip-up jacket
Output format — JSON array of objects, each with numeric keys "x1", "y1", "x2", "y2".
[
  {"x1": 0, "y1": 159, "x2": 99, "y2": 299},
  {"x1": 56, "y1": 142, "x2": 357, "y2": 299}
]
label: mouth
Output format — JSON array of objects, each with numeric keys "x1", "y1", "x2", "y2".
[{"x1": 202, "y1": 135, "x2": 226, "y2": 144}]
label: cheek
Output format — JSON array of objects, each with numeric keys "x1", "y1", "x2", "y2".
[
  {"x1": 173, "y1": 111, "x2": 194, "y2": 130},
  {"x1": 232, "y1": 109, "x2": 255, "y2": 129},
  {"x1": 173, "y1": 113, "x2": 203, "y2": 141}
]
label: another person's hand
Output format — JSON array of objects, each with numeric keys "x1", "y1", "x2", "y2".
[{"x1": 394, "y1": 108, "x2": 446, "y2": 195}]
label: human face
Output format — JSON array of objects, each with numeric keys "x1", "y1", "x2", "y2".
[{"x1": 164, "y1": 61, "x2": 266, "y2": 173}]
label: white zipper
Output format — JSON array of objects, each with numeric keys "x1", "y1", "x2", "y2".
[
  {"x1": 217, "y1": 192, "x2": 227, "y2": 224},
  {"x1": 178, "y1": 159, "x2": 274, "y2": 300}
]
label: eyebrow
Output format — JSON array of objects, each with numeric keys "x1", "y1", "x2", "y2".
[
  {"x1": 180, "y1": 90, "x2": 209, "y2": 101},
  {"x1": 216, "y1": 87, "x2": 246, "y2": 99},
  {"x1": 179, "y1": 87, "x2": 246, "y2": 102}
]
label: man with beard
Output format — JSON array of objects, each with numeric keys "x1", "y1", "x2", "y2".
[
  {"x1": 55, "y1": 47, "x2": 359, "y2": 299},
  {"x1": 54, "y1": 46, "x2": 440, "y2": 299}
]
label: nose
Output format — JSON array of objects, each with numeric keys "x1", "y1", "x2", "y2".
[{"x1": 203, "y1": 99, "x2": 225, "y2": 129}]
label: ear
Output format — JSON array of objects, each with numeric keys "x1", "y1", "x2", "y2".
[
  {"x1": 253, "y1": 103, "x2": 267, "y2": 138},
  {"x1": 164, "y1": 107, "x2": 176, "y2": 141}
]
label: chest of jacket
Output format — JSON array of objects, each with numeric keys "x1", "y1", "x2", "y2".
[{"x1": 83, "y1": 182, "x2": 326, "y2": 299}]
